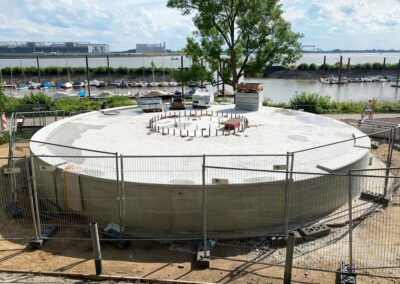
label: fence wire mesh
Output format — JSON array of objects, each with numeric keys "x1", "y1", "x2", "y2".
[
  {"x1": 0, "y1": 127, "x2": 399, "y2": 279},
  {"x1": 0, "y1": 156, "x2": 36, "y2": 240}
]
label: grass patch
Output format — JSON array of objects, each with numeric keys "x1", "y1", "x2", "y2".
[{"x1": 263, "y1": 92, "x2": 400, "y2": 114}]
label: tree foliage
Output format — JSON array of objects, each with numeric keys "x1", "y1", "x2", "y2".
[{"x1": 167, "y1": 0, "x2": 302, "y2": 89}]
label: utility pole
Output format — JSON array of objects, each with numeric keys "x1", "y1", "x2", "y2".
[{"x1": 85, "y1": 55, "x2": 91, "y2": 98}]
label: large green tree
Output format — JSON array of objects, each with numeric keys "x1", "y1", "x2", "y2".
[{"x1": 167, "y1": 0, "x2": 302, "y2": 89}]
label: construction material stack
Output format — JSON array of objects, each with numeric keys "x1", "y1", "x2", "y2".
[{"x1": 235, "y1": 83, "x2": 263, "y2": 111}]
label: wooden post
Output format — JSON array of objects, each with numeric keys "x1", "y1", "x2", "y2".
[
  {"x1": 86, "y1": 55, "x2": 91, "y2": 98},
  {"x1": 347, "y1": 58, "x2": 351, "y2": 76},
  {"x1": 222, "y1": 62, "x2": 225, "y2": 97},
  {"x1": 397, "y1": 59, "x2": 400, "y2": 85},
  {"x1": 383, "y1": 57, "x2": 386, "y2": 73},
  {"x1": 323, "y1": 55, "x2": 326, "y2": 76},
  {"x1": 107, "y1": 55, "x2": 111, "y2": 84},
  {"x1": 36, "y1": 56, "x2": 41, "y2": 83},
  {"x1": 181, "y1": 56, "x2": 184, "y2": 95},
  {"x1": 338, "y1": 56, "x2": 343, "y2": 84}
]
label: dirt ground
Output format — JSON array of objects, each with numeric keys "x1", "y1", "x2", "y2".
[{"x1": 0, "y1": 133, "x2": 399, "y2": 283}]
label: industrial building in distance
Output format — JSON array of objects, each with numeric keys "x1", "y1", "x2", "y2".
[
  {"x1": 0, "y1": 41, "x2": 110, "y2": 54},
  {"x1": 136, "y1": 42, "x2": 166, "y2": 53}
]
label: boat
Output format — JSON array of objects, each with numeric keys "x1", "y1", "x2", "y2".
[
  {"x1": 117, "y1": 81, "x2": 128, "y2": 88},
  {"x1": 150, "y1": 82, "x2": 158, "y2": 87},
  {"x1": 364, "y1": 77, "x2": 373, "y2": 82},
  {"x1": 52, "y1": 92, "x2": 76, "y2": 99},
  {"x1": 97, "y1": 81, "x2": 106, "y2": 88},
  {"x1": 28, "y1": 82, "x2": 41, "y2": 89},
  {"x1": 169, "y1": 81, "x2": 179, "y2": 87},
  {"x1": 41, "y1": 82, "x2": 52, "y2": 88},
  {"x1": 16, "y1": 83, "x2": 28, "y2": 89},
  {"x1": 161, "y1": 82, "x2": 169, "y2": 87},
  {"x1": 320, "y1": 78, "x2": 331, "y2": 84},
  {"x1": 55, "y1": 82, "x2": 64, "y2": 88},
  {"x1": 89, "y1": 80, "x2": 101, "y2": 87},
  {"x1": 78, "y1": 91, "x2": 86, "y2": 97},
  {"x1": 73, "y1": 81, "x2": 85, "y2": 88},
  {"x1": 63, "y1": 82, "x2": 73, "y2": 88},
  {"x1": 1, "y1": 82, "x2": 17, "y2": 88},
  {"x1": 110, "y1": 80, "x2": 122, "y2": 87}
]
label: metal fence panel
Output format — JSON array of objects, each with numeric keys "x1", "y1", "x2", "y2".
[{"x1": 0, "y1": 157, "x2": 36, "y2": 240}]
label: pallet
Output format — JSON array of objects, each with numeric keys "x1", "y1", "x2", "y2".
[{"x1": 236, "y1": 83, "x2": 263, "y2": 93}]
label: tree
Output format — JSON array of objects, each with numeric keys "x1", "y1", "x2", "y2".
[{"x1": 167, "y1": 0, "x2": 302, "y2": 89}]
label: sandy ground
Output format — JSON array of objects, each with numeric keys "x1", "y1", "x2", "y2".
[{"x1": 0, "y1": 121, "x2": 400, "y2": 283}]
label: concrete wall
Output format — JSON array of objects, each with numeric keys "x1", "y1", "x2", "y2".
[{"x1": 32, "y1": 151, "x2": 369, "y2": 238}]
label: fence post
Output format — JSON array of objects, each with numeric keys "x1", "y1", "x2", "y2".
[
  {"x1": 348, "y1": 170, "x2": 354, "y2": 274},
  {"x1": 30, "y1": 156, "x2": 42, "y2": 237},
  {"x1": 120, "y1": 154, "x2": 126, "y2": 233},
  {"x1": 384, "y1": 128, "x2": 395, "y2": 196},
  {"x1": 284, "y1": 232, "x2": 295, "y2": 284},
  {"x1": 90, "y1": 222, "x2": 102, "y2": 275},
  {"x1": 25, "y1": 156, "x2": 39, "y2": 239},
  {"x1": 115, "y1": 153, "x2": 122, "y2": 237},
  {"x1": 202, "y1": 154, "x2": 207, "y2": 258},
  {"x1": 283, "y1": 152, "x2": 290, "y2": 235},
  {"x1": 283, "y1": 152, "x2": 294, "y2": 235}
]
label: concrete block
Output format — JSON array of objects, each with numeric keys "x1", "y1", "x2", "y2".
[
  {"x1": 360, "y1": 190, "x2": 390, "y2": 207},
  {"x1": 336, "y1": 261, "x2": 357, "y2": 284},
  {"x1": 299, "y1": 224, "x2": 331, "y2": 240},
  {"x1": 269, "y1": 231, "x2": 304, "y2": 247}
]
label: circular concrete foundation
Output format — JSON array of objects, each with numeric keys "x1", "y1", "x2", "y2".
[{"x1": 30, "y1": 104, "x2": 370, "y2": 237}]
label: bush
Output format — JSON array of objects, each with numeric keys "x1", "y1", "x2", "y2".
[
  {"x1": 309, "y1": 63, "x2": 318, "y2": 71},
  {"x1": 93, "y1": 66, "x2": 107, "y2": 75},
  {"x1": 297, "y1": 63, "x2": 309, "y2": 71},
  {"x1": 362, "y1": 63, "x2": 372, "y2": 70},
  {"x1": 116, "y1": 67, "x2": 129, "y2": 75},
  {"x1": 372, "y1": 62, "x2": 382, "y2": 70},
  {"x1": 21, "y1": 93, "x2": 54, "y2": 110}
]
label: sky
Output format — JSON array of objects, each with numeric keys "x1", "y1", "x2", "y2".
[{"x1": 0, "y1": 0, "x2": 399, "y2": 51}]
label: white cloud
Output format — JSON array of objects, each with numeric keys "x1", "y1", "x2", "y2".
[
  {"x1": 0, "y1": 0, "x2": 398, "y2": 50},
  {"x1": 282, "y1": 0, "x2": 400, "y2": 49}
]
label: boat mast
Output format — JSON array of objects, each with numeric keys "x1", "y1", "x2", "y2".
[
  {"x1": 142, "y1": 58, "x2": 145, "y2": 82},
  {"x1": 162, "y1": 57, "x2": 165, "y2": 82},
  {"x1": 66, "y1": 57, "x2": 70, "y2": 82},
  {"x1": 20, "y1": 59, "x2": 26, "y2": 82},
  {"x1": 10, "y1": 67, "x2": 13, "y2": 96},
  {"x1": 152, "y1": 60, "x2": 155, "y2": 83}
]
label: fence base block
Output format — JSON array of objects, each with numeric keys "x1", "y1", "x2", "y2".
[
  {"x1": 299, "y1": 224, "x2": 331, "y2": 240},
  {"x1": 29, "y1": 225, "x2": 58, "y2": 250},
  {"x1": 336, "y1": 262, "x2": 357, "y2": 284},
  {"x1": 195, "y1": 241, "x2": 213, "y2": 268},
  {"x1": 101, "y1": 224, "x2": 131, "y2": 249},
  {"x1": 360, "y1": 190, "x2": 390, "y2": 207},
  {"x1": 29, "y1": 238, "x2": 43, "y2": 249},
  {"x1": 269, "y1": 231, "x2": 304, "y2": 248},
  {"x1": 7, "y1": 202, "x2": 23, "y2": 218}
]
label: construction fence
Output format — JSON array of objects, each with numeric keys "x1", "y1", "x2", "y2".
[{"x1": 0, "y1": 128, "x2": 399, "y2": 279}]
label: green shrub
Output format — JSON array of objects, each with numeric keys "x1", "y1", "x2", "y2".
[
  {"x1": 362, "y1": 63, "x2": 372, "y2": 70},
  {"x1": 372, "y1": 62, "x2": 382, "y2": 70},
  {"x1": 21, "y1": 93, "x2": 54, "y2": 110},
  {"x1": 116, "y1": 67, "x2": 129, "y2": 75},
  {"x1": 309, "y1": 63, "x2": 318, "y2": 71},
  {"x1": 93, "y1": 66, "x2": 107, "y2": 75},
  {"x1": 297, "y1": 63, "x2": 309, "y2": 71}
]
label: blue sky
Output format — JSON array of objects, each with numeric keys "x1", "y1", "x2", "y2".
[{"x1": 0, "y1": 0, "x2": 399, "y2": 51}]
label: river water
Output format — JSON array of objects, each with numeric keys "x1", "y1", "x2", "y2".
[{"x1": 1, "y1": 52, "x2": 399, "y2": 103}]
